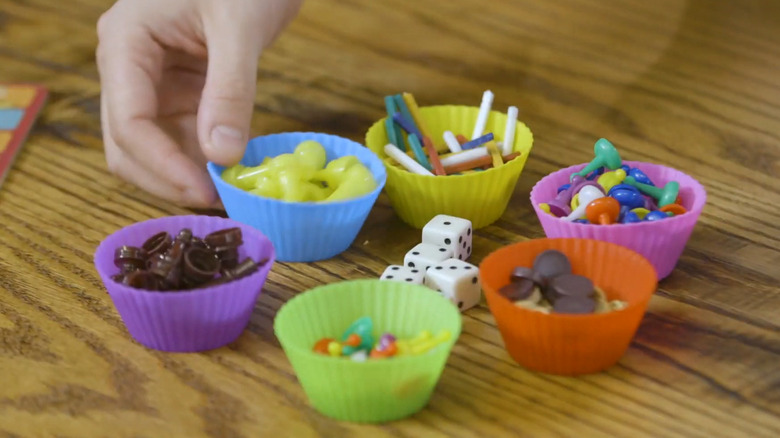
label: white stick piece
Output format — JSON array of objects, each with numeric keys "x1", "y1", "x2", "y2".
[
  {"x1": 439, "y1": 147, "x2": 489, "y2": 167},
  {"x1": 443, "y1": 131, "x2": 462, "y2": 153},
  {"x1": 471, "y1": 90, "x2": 494, "y2": 140},
  {"x1": 384, "y1": 144, "x2": 434, "y2": 176},
  {"x1": 502, "y1": 106, "x2": 518, "y2": 155}
]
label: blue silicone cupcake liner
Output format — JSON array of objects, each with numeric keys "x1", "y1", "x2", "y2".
[{"x1": 207, "y1": 133, "x2": 387, "y2": 263}]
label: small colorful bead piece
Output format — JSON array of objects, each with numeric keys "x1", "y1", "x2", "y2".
[
  {"x1": 597, "y1": 168, "x2": 627, "y2": 192},
  {"x1": 660, "y1": 203, "x2": 687, "y2": 216},
  {"x1": 585, "y1": 197, "x2": 621, "y2": 224},
  {"x1": 624, "y1": 176, "x2": 680, "y2": 207},
  {"x1": 538, "y1": 203, "x2": 552, "y2": 214},
  {"x1": 571, "y1": 138, "x2": 623, "y2": 181},
  {"x1": 563, "y1": 185, "x2": 605, "y2": 221},
  {"x1": 313, "y1": 338, "x2": 333, "y2": 354},
  {"x1": 631, "y1": 207, "x2": 651, "y2": 219}
]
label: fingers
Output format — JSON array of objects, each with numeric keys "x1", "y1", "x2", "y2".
[
  {"x1": 97, "y1": 20, "x2": 217, "y2": 206},
  {"x1": 196, "y1": 5, "x2": 264, "y2": 167},
  {"x1": 99, "y1": 72, "x2": 217, "y2": 208}
]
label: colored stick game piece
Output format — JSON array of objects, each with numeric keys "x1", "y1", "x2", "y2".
[
  {"x1": 486, "y1": 141, "x2": 503, "y2": 168},
  {"x1": 393, "y1": 94, "x2": 422, "y2": 139},
  {"x1": 443, "y1": 131, "x2": 462, "y2": 153},
  {"x1": 472, "y1": 90, "x2": 494, "y2": 140},
  {"x1": 407, "y1": 134, "x2": 433, "y2": 171},
  {"x1": 460, "y1": 132, "x2": 494, "y2": 150},
  {"x1": 456, "y1": 134, "x2": 469, "y2": 144},
  {"x1": 439, "y1": 147, "x2": 489, "y2": 167},
  {"x1": 502, "y1": 106, "x2": 518, "y2": 155},
  {"x1": 402, "y1": 92, "x2": 430, "y2": 138},
  {"x1": 443, "y1": 152, "x2": 520, "y2": 174},
  {"x1": 422, "y1": 136, "x2": 446, "y2": 175},
  {"x1": 571, "y1": 138, "x2": 623, "y2": 181},
  {"x1": 384, "y1": 144, "x2": 434, "y2": 176},
  {"x1": 384, "y1": 96, "x2": 406, "y2": 151},
  {"x1": 392, "y1": 112, "x2": 423, "y2": 140}
]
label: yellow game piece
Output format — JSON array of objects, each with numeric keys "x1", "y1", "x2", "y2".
[
  {"x1": 402, "y1": 93, "x2": 430, "y2": 138},
  {"x1": 631, "y1": 207, "x2": 650, "y2": 219},
  {"x1": 327, "y1": 341, "x2": 342, "y2": 357},
  {"x1": 409, "y1": 330, "x2": 451, "y2": 355},
  {"x1": 597, "y1": 169, "x2": 627, "y2": 192},
  {"x1": 486, "y1": 141, "x2": 503, "y2": 168},
  {"x1": 538, "y1": 203, "x2": 552, "y2": 215},
  {"x1": 570, "y1": 193, "x2": 580, "y2": 210}
]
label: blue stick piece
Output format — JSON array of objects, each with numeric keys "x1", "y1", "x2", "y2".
[
  {"x1": 393, "y1": 94, "x2": 422, "y2": 138},
  {"x1": 392, "y1": 112, "x2": 423, "y2": 140},
  {"x1": 460, "y1": 132, "x2": 494, "y2": 150},
  {"x1": 384, "y1": 96, "x2": 407, "y2": 151},
  {"x1": 407, "y1": 134, "x2": 432, "y2": 171}
]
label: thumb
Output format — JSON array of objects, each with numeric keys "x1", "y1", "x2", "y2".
[{"x1": 198, "y1": 20, "x2": 261, "y2": 166}]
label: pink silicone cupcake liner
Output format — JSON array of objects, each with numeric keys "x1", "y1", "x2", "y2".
[
  {"x1": 94, "y1": 215, "x2": 275, "y2": 352},
  {"x1": 530, "y1": 161, "x2": 707, "y2": 279}
]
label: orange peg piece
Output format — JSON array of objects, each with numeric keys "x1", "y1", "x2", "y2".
[
  {"x1": 344, "y1": 333, "x2": 362, "y2": 347},
  {"x1": 585, "y1": 197, "x2": 621, "y2": 225},
  {"x1": 313, "y1": 337, "x2": 334, "y2": 354},
  {"x1": 660, "y1": 203, "x2": 687, "y2": 216}
]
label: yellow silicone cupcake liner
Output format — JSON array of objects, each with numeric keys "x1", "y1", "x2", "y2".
[{"x1": 365, "y1": 105, "x2": 534, "y2": 229}]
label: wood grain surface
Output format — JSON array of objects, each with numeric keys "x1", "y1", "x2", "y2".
[{"x1": 1, "y1": 0, "x2": 779, "y2": 436}]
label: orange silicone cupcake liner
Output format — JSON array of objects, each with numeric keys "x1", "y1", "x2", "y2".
[{"x1": 479, "y1": 238, "x2": 657, "y2": 375}]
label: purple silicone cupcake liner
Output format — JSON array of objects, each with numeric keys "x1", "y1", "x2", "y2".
[
  {"x1": 94, "y1": 215, "x2": 275, "y2": 352},
  {"x1": 530, "y1": 161, "x2": 707, "y2": 279}
]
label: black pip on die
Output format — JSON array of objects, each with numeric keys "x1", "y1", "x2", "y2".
[
  {"x1": 379, "y1": 265, "x2": 425, "y2": 284},
  {"x1": 404, "y1": 242, "x2": 453, "y2": 270},
  {"x1": 424, "y1": 258, "x2": 482, "y2": 311}
]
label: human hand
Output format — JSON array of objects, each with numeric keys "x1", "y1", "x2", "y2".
[{"x1": 97, "y1": 0, "x2": 303, "y2": 207}]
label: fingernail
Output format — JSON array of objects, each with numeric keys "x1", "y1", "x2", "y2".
[{"x1": 210, "y1": 125, "x2": 245, "y2": 155}]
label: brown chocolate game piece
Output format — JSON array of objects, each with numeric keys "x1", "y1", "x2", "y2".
[
  {"x1": 499, "y1": 279, "x2": 536, "y2": 301},
  {"x1": 510, "y1": 266, "x2": 544, "y2": 286},
  {"x1": 532, "y1": 250, "x2": 572, "y2": 283},
  {"x1": 549, "y1": 274, "x2": 594, "y2": 298},
  {"x1": 114, "y1": 246, "x2": 147, "y2": 273},
  {"x1": 552, "y1": 297, "x2": 596, "y2": 314},
  {"x1": 141, "y1": 231, "x2": 172, "y2": 258},
  {"x1": 114, "y1": 227, "x2": 260, "y2": 292}
]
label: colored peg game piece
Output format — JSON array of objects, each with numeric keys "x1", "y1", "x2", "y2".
[
  {"x1": 644, "y1": 210, "x2": 668, "y2": 221},
  {"x1": 563, "y1": 185, "x2": 605, "y2": 221},
  {"x1": 546, "y1": 175, "x2": 584, "y2": 217},
  {"x1": 585, "y1": 197, "x2": 621, "y2": 224},
  {"x1": 597, "y1": 169, "x2": 626, "y2": 192},
  {"x1": 384, "y1": 144, "x2": 434, "y2": 176},
  {"x1": 571, "y1": 138, "x2": 623, "y2": 181},
  {"x1": 660, "y1": 203, "x2": 687, "y2": 216},
  {"x1": 472, "y1": 90, "x2": 494, "y2": 139},
  {"x1": 628, "y1": 167, "x2": 654, "y2": 186},
  {"x1": 623, "y1": 176, "x2": 679, "y2": 207},
  {"x1": 608, "y1": 184, "x2": 645, "y2": 209},
  {"x1": 502, "y1": 106, "x2": 519, "y2": 155},
  {"x1": 621, "y1": 211, "x2": 641, "y2": 223}
]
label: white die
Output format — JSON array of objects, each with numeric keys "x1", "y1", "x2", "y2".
[
  {"x1": 424, "y1": 258, "x2": 481, "y2": 311},
  {"x1": 422, "y1": 214, "x2": 473, "y2": 261},
  {"x1": 380, "y1": 265, "x2": 425, "y2": 284},
  {"x1": 404, "y1": 243, "x2": 453, "y2": 271}
]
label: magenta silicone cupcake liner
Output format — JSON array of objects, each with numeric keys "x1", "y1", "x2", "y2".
[
  {"x1": 94, "y1": 215, "x2": 275, "y2": 352},
  {"x1": 530, "y1": 161, "x2": 706, "y2": 279}
]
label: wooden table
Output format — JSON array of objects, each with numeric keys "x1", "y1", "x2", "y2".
[{"x1": 1, "y1": 0, "x2": 778, "y2": 436}]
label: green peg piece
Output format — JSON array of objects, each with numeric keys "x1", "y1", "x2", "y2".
[
  {"x1": 571, "y1": 138, "x2": 623, "y2": 181},
  {"x1": 624, "y1": 176, "x2": 680, "y2": 207}
]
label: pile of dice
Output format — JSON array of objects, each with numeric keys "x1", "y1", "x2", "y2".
[{"x1": 379, "y1": 214, "x2": 481, "y2": 312}]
